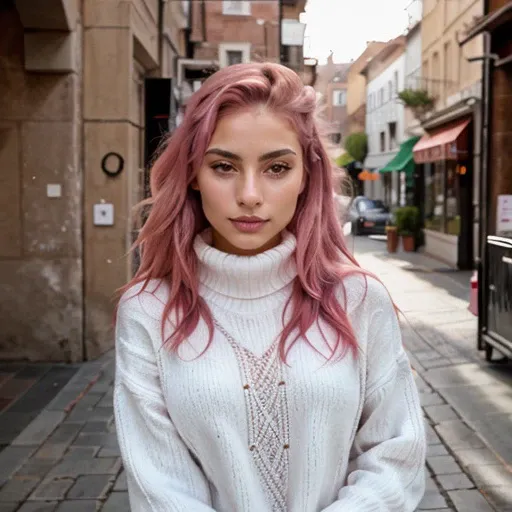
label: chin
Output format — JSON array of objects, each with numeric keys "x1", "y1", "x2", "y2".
[
  {"x1": 219, "y1": 228, "x2": 282, "y2": 256},
  {"x1": 231, "y1": 233, "x2": 274, "y2": 251}
]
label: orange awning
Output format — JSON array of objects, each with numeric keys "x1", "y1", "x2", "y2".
[{"x1": 413, "y1": 118, "x2": 471, "y2": 164}]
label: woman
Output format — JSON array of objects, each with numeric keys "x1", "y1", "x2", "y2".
[{"x1": 114, "y1": 62, "x2": 426, "y2": 512}]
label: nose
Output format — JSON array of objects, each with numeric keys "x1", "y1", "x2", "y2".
[{"x1": 236, "y1": 172, "x2": 263, "y2": 208}]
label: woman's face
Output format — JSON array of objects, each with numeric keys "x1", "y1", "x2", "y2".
[{"x1": 193, "y1": 107, "x2": 304, "y2": 256}]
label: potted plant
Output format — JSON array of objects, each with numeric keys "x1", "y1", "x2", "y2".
[
  {"x1": 385, "y1": 219, "x2": 399, "y2": 253},
  {"x1": 398, "y1": 88, "x2": 436, "y2": 119},
  {"x1": 395, "y1": 206, "x2": 421, "y2": 252}
]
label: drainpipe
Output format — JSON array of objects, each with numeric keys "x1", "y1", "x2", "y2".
[
  {"x1": 158, "y1": 0, "x2": 164, "y2": 76},
  {"x1": 201, "y1": 0, "x2": 207, "y2": 43},
  {"x1": 477, "y1": 0, "x2": 491, "y2": 349},
  {"x1": 186, "y1": 0, "x2": 193, "y2": 58},
  {"x1": 278, "y1": 0, "x2": 283, "y2": 63}
]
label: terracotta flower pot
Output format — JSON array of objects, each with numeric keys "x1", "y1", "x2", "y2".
[
  {"x1": 386, "y1": 228, "x2": 399, "y2": 253},
  {"x1": 402, "y1": 235, "x2": 415, "y2": 252}
]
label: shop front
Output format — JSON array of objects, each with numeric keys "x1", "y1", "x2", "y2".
[
  {"x1": 363, "y1": 152, "x2": 398, "y2": 207},
  {"x1": 459, "y1": 0, "x2": 512, "y2": 360},
  {"x1": 413, "y1": 117, "x2": 474, "y2": 269},
  {"x1": 379, "y1": 136, "x2": 420, "y2": 207}
]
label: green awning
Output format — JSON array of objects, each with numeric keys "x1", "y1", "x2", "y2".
[{"x1": 379, "y1": 136, "x2": 421, "y2": 175}]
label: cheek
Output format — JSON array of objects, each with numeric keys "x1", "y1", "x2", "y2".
[
  {"x1": 197, "y1": 175, "x2": 229, "y2": 207},
  {"x1": 280, "y1": 169, "x2": 304, "y2": 198}
]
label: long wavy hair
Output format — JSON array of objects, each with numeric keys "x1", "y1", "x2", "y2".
[{"x1": 119, "y1": 62, "x2": 373, "y2": 362}]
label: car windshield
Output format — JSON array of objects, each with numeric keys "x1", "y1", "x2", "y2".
[{"x1": 358, "y1": 199, "x2": 388, "y2": 212}]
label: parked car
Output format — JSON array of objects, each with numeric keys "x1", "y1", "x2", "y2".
[{"x1": 348, "y1": 196, "x2": 392, "y2": 235}]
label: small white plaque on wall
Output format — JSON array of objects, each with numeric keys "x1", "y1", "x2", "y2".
[
  {"x1": 47, "y1": 184, "x2": 62, "y2": 198},
  {"x1": 93, "y1": 203, "x2": 114, "y2": 226}
]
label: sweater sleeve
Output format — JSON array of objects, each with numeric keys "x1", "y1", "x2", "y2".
[
  {"x1": 324, "y1": 282, "x2": 426, "y2": 512},
  {"x1": 114, "y1": 295, "x2": 215, "y2": 512}
]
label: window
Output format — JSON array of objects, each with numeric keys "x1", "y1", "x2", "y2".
[
  {"x1": 445, "y1": 161, "x2": 460, "y2": 235},
  {"x1": 388, "y1": 122, "x2": 397, "y2": 150},
  {"x1": 222, "y1": 0, "x2": 250, "y2": 15},
  {"x1": 422, "y1": 59, "x2": 429, "y2": 85},
  {"x1": 424, "y1": 163, "x2": 445, "y2": 232},
  {"x1": 219, "y1": 43, "x2": 251, "y2": 68},
  {"x1": 394, "y1": 71, "x2": 399, "y2": 94},
  {"x1": 432, "y1": 51, "x2": 440, "y2": 96},
  {"x1": 380, "y1": 131, "x2": 386, "y2": 152},
  {"x1": 332, "y1": 90, "x2": 346, "y2": 106},
  {"x1": 456, "y1": 41, "x2": 462, "y2": 86},
  {"x1": 388, "y1": 80, "x2": 393, "y2": 101},
  {"x1": 329, "y1": 133, "x2": 342, "y2": 145},
  {"x1": 379, "y1": 87, "x2": 384, "y2": 106},
  {"x1": 444, "y1": 41, "x2": 452, "y2": 95},
  {"x1": 226, "y1": 50, "x2": 243, "y2": 66}
]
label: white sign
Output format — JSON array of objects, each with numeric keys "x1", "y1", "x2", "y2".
[
  {"x1": 281, "y1": 19, "x2": 306, "y2": 46},
  {"x1": 497, "y1": 195, "x2": 512, "y2": 235},
  {"x1": 94, "y1": 203, "x2": 114, "y2": 226},
  {"x1": 47, "y1": 184, "x2": 62, "y2": 198}
]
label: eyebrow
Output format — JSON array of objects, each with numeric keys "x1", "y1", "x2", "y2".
[{"x1": 204, "y1": 148, "x2": 297, "y2": 162}]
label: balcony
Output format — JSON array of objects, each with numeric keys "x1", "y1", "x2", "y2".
[{"x1": 399, "y1": 76, "x2": 460, "y2": 120}]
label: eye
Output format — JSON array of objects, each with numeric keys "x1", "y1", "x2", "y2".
[
  {"x1": 266, "y1": 162, "x2": 291, "y2": 177},
  {"x1": 211, "y1": 162, "x2": 235, "y2": 174}
]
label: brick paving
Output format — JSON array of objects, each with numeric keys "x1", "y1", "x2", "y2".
[
  {"x1": 0, "y1": 365, "x2": 79, "y2": 452},
  {"x1": 0, "y1": 236, "x2": 510, "y2": 511}
]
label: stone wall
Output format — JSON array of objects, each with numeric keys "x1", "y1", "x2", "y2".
[
  {"x1": 82, "y1": 0, "x2": 162, "y2": 359},
  {"x1": 0, "y1": 4, "x2": 83, "y2": 362},
  {"x1": 0, "y1": 0, "x2": 187, "y2": 362}
]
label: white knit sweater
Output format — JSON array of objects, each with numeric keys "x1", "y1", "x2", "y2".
[{"x1": 114, "y1": 230, "x2": 426, "y2": 512}]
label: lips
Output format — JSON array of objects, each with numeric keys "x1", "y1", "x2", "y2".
[
  {"x1": 230, "y1": 216, "x2": 269, "y2": 233},
  {"x1": 230, "y1": 216, "x2": 267, "y2": 223}
]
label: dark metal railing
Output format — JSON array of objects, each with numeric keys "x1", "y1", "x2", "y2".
[{"x1": 480, "y1": 236, "x2": 512, "y2": 358}]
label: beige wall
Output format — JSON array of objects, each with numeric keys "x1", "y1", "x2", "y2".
[
  {"x1": 0, "y1": 3, "x2": 83, "y2": 361},
  {"x1": 421, "y1": 0, "x2": 483, "y2": 108},
  {"x1": 364, "y1": 39, "x2": 406, "y2": 83},
  {"x1": 346, "y1": 42, "x2": 387, "y2": 130},
  {"x1": 83, "y1": 0, "x2": 164, "y2": 359},
  {"x1": 0, "y1": 0, "x2": 187, "y2": 362}
]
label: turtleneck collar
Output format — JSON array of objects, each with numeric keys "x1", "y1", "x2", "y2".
[{"x1": 193, "y1": 229, "x2": 298, "y2": 299}]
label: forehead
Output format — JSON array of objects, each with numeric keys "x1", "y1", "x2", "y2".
[{"x1": 208, "y1": 108, "x2": 301, "y2": 152}]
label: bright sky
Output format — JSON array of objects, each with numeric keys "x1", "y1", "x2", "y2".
[{"x1": 302, "y1": 0, "x2": 413, "y2": 64}]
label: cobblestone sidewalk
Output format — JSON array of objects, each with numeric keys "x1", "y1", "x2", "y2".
[{"x1": 0, "y1": 239, "x2": 510, "y2": 511}]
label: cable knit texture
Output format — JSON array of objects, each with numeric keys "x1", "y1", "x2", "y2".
[{"x1": 114, "y1": 230, "x2": 426, "y2": 512}]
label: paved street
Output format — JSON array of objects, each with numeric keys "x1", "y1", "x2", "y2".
[{"x1": 0, "y1": 236, "x2": 511, "y2": 511}]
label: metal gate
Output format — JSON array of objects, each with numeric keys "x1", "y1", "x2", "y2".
[{"x1": 479, "y1": 236, "x2": 512, "y2": 360}]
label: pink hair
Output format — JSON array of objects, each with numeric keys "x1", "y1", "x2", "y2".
[{"x1": 119, "y1": 62, "x2": 375, "y2": 362}]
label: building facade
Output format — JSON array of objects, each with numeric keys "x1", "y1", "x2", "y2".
[
  {"x1": 346, "y1": 42, "x2": 387, "y2": 135},
  {"x1": 190, "y1": 1, "x2": 281, "y2": 66},
  {"x1": 460, "y1": 0, "x2": 512, "y2": 358},
  {"x1": 403, "y1": 1, "x2": 424, "y2": 137},
  {"x1": 314, "y1": 55, "x2": 351, "y2": 148},
  {"x1": 0, "y1": 0, "x2": 311, "y2": 363},
  {"x1": 362, "y1": 37, "x2": 407, "y2": 207},
  {"x1": 0, "y1": 0, "x2": 188, "y2": 362},
  {"x1": 411, "y1": 0, "x2": 484, "y2": 269},
  {"x1": 178, "y1": 1, "x2": 313, "y2": 109}
]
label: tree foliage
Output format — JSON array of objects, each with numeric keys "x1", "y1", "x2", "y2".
[
  {"x1": 335, "y1": 152, "x2": 355, "y2": 168},
  {"x1": 344, "y1": 132, "x2": 368, "y2": 163}
]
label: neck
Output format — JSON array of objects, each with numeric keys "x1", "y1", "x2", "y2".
[{"x1": 193, "y1": 229, "x2": 298, "y2": 300}]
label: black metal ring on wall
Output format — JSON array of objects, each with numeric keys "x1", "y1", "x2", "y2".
[{"x1": 101, "y1": 152, "x2": 124, "y2": 177}]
